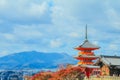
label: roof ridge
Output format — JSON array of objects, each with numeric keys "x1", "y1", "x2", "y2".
[{"x1": 101, "y1": 55, "x2": 120, "y2": 58}]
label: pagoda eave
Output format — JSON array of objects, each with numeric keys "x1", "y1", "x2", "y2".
[
  {"x1": 79, "y1": 65, "x2": 100, "y2": 69},
  {"x1": 74, "y1": 56, "x2": 98, "y2": 60},
  {"x1": 75, "y1": 47, "x2": 99, "y2": 51},
  {"x1": 78, "y1": 62, "x2": 94, "y2": 65}
]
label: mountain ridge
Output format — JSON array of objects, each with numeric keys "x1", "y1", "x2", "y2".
[{"x1": 0, "y1": 51, "x2": 77, "y2": 70}]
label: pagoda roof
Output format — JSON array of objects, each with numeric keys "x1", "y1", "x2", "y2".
[
  {"x1": 73, "y1": 64, "x2": 100, "y2": 68},
  {"x1": 76, "y1": 40, "x2": 100, "y2": 49},
  {"x1": 74, "y1": 55, "x2": 99, "y2": 60},
  {"x1": 74, "y1": 55, "x2": 99, "y2": 58},
  {"x1": 81, "y1": 65, "x2": 100, "y2": 68}
]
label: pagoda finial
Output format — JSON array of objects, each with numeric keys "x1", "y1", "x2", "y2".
[{"x1": 85, "y1": 24, "x2": 88, "y2": 40}]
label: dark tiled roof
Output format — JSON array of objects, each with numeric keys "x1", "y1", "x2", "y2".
[
  {"x1": 100, "y1": 55, "x2": 120, "y2": 58},
  {"x1": 79, "y1": 40, "x2": 100, "y2": 49},
  {"x1": 100, "y1": 55, "x2": 120, "y2": 66}
]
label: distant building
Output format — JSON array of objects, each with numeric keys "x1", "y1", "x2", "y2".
[
  {"x1": 96, "y1": 55, "x2": 120, "y2": 76},
  {"x1": 0, "y1": 71, "x2": 23, "y2": 80}
]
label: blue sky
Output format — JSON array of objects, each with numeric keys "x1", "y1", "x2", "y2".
[{"x1": 0, "y1": 0, "x2": 120, "y2": 56}]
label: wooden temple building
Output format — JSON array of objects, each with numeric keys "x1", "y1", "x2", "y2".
[{"x1": 96, "y1": 55, "x2": 120, "y2": 76}]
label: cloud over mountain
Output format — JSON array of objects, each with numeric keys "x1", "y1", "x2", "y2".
[{"x1": 0, "y1": 0, "x2": 120, "y2": 56}]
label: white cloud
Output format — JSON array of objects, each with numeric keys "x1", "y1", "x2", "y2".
[
  {"x1": 0, "y1": 0, "x2": 52, "y2": 24},
  {"x1": 0, "y1": 51, "x2": 9, "y2": 57},
  {"x1": 0, "y1": 0, "x2": 7, "y2": 8},
  {"x1": 3, "y1": 33, "x2": 15, "y2": 41},
  {"x1": 0, "y1": 0, "x2": 120, "y2": 56},
  {"x1": 109, "y1": 44, "x2": 118, "y2": 51},
  {"x1": 28, "y1": 2, "x2": 48, "y2": 17},
  {"x1": 13, "y1": 25, "x2": 43, "y2": 40},
  {"x1": 93, "y1": 41, "x2": 99, "y2": 45},
  {"x1": 68, "y1": 32, "x2": 79, "y2": 38},
  {"x1": 50, "y1": 39, "x2": 62, "y2": 48}
]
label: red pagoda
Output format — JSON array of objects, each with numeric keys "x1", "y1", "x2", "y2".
[
  {"x1": 74, "y1": 25, "x2": 100, "y2": 78},
  {"x1": 74, "y1": 25, "x2": 100, "y2": 66}
]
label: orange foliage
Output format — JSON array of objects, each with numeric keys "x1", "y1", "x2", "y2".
[{"x1": 30, "y1": 66, "x2": 85, "y2": 80}]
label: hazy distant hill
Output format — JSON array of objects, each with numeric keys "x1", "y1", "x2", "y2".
[{"x1": 0, "y1": 51, "x2": 77, "y2": 70}]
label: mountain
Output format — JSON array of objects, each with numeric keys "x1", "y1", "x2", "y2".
[{"x1": 0, "y1": 51, "x2": 77, "y2": 70}]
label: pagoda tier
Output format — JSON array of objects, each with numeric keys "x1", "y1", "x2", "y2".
[
  {"x1": 75, "y1": 40, "x2": 100, "y2": 51},
  {"x1": 78, "y1": 61, "x2": 94, "y2": 65},
  {"x1": 74, "y1": 55, "x2": 99, "y2": 65},
  {"x1": 78, "y1": 51, "x2": 94, "y2": 55},
  {"x1": 74, "y1": 56, "x2": 98, "y2": 60}
]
